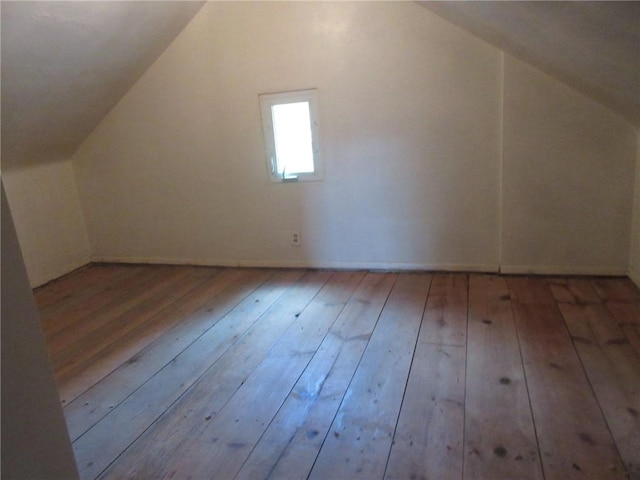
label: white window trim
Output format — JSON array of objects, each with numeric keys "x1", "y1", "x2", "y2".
[{"x1": 259, "y1": 89, "x2": 323, "y2": 183}]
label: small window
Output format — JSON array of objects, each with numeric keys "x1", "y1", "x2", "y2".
[{"x1": 260, "y1": 89, "x2": 323, "y2": 182}]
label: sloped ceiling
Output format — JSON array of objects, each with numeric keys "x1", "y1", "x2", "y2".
[
  {"x1": 420, "y1": 1, "x2": 640, "y2": 127},
  {"x1": 1, "y1": 1, "x2": 638, "y2": 172},
  {"x1": 1, "y1": 1, "x2": 205, "y2": 170}
]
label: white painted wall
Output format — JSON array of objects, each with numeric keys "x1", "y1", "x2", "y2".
[
  {"x1": 73, "y1": 2, "x2": 502, "y2": 271},
  {"x1": 630, "y1": 133, "x2": 640, "y2": 287},
  {"x1": 1, "y1": 182, "x2": 79, "y2": 479},
  {"x1": 501, "y1": 56, "x2": 637, "y2": 275},
  {"x1": 3, "y1": 161, "x2": 91, "y2": 286},
  {"x1": 71, "y1": 2, "x2": 638, "y2": 275}
]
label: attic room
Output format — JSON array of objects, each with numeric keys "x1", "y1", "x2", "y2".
[{"x1": 1, "y1": 1, "x2": 639, "y2": 479}]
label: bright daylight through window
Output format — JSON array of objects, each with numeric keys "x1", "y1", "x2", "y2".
[{"x1": 260, "y1": 89, "x2": 323, "y2": 182}]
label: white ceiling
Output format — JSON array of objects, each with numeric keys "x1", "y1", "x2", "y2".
[
  {"x1": 1, "y1": 1, "x2": 638, "y2": 171},
  {"x1": 420, "y1": 1, "x2": 640, "y2": 127},
  {"x1": 1, "y1": 1, "x2": 205, "y2": 170}
]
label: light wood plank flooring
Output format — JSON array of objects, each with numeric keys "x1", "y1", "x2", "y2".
[{"x1": 35, "y1": 264, "x2": 640, "y2": 480}]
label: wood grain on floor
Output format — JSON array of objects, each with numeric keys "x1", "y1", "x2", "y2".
[{"x1": 35, "y1": 265, "x2": 640, "y2": 480}]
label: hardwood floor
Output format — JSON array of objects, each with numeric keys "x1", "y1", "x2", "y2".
[{"x1": 35, "y1": 264, "x2": 640, "y2": 480}]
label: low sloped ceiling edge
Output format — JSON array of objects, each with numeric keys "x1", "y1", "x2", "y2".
[
  {"x1": 419, "y1": 1, "x2": 640, "y2": 127},
  {"x1": 1, "y1": 1, "x2": 206, "y2": 171}
]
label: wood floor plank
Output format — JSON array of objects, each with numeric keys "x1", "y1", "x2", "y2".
[
  {"x1": 509, "y1": 277, "x2": 628, "y2": 480},
  {"x1": 592, "y1": 278, "x2": 640, "y2": 303},
  {"x1": 94, "y1": 270, "x2": 330, "y2": 480},
  {"x1": 605, "y1": 301, "x2": 640, "y2": 328},
  {"x1": 309, "y1": 273, "x2": 430, "y2": 480},
  {"x1": 55, "y1": 266, "x2": 225, "y2": 403},
  {"x1": 40, "y1": 265, "x2": 149, "y2": 336},
  {"x1": 463, "y1": 274, "x2": 542, "y2": 480},
  {"x1": 153, "y1": 271, "x2": 367, "y2": 480},
  {"x1": 547, "y1": 277, "x2": 602, "y2": 305},
  {"x1": 552, "y1": 282, "x2": 640, "y2": 480},
  {"x1": 623, "y1": 325, "x2": 640, "y2": 358},
  {"x1": 58, "y1": 269, "x2": 245, "y2": 407},
  {"x1": 508, "y1": 276, "x2": 557, "y2": 306},
  {"x1": 47, "y1": 265, "x2": 181, "y2": 354},
  {"x1": 605, "y1": 301, "x2": 640, "y2": 359},
  {"x1": 31, "y1": 266, "x2": 639, "y2": 480},
  {"x1": 418, "y1": 273, "x2": 468, "y2": 347},
  {"x1": 385, "y1": 273, "x2": 465, "y2": 480},
  {"x1": 52, "y1": 266, "x2": 213, "y2": 381},
  {"x1": 34, "y1": 264, "x2": 123, "y2": 311},
  {"x1": 63, "y1": 268, "x2": 284, "y2": 439},
  {"x1": 235, "y1": 273, "x2": 399, "y2": 480}
]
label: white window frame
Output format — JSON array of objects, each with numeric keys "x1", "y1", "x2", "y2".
[{"x1": 259, "y1": 89, "x2": 323, "y2": 183}]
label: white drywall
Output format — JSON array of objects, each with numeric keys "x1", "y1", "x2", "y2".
[
  {"x1": 1, "y1": 181, "x2": 79, "y2": 479},
  {"x1": 630, "y1": 133, "x2": 640, "y2": 287},
  {"x1": 3, "y1": 161, "x2": 91, "y2": 286},
  {"x1": 501, "y1": 56, "x2": 637, "y2": 275},
  {"x1": 73, "y1": 2, "x2": 503, "y2": 271},
  {"x1": 70, "y1": 3, "x2": 637, "y2": 276}
]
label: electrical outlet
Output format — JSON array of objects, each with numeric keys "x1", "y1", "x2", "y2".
[{"x1": 291, "y1": 231, "x2": 301, "y2": 246}]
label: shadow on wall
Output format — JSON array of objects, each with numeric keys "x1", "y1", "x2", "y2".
[{"x1": 1, "y1": 181, "x2": 79, "y2": 479}]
